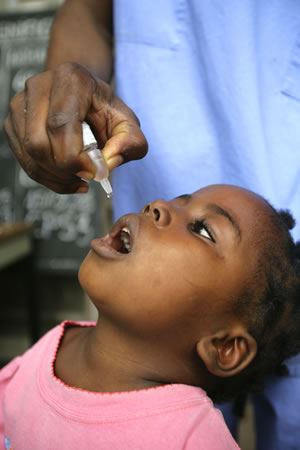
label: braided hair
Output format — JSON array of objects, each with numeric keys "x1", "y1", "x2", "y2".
[{"x1": 208, "y1": 202, "x2": 300, "y2": 404}]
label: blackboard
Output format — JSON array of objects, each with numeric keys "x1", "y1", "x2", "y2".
[{"x1": 0, "y1": 9, "x2": 103, "y2": 273}]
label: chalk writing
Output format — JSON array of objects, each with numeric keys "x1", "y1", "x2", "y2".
[{"x1": 0, "y1": 10, "x2": 102, "y2": 272}]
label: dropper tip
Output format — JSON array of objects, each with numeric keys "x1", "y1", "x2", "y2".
[{"x1": 100, "y1": 178, "x2": 113, "y2": 198}]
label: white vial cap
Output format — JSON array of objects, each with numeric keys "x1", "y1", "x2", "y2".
[{"x1": 82, "y1": 122, "x2": 96, "y2": 147}]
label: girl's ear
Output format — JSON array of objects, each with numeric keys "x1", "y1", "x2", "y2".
[{"x1": 196, "y1": 325, "x2": 257, "y2": 377}]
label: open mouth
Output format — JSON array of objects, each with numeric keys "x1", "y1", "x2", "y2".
[
  {"x1": 91, "y1": 214, "x2": 137, "y2": 259},
  {"x1": 111, "y1": 226, "x2": 132, "y2": 254}
]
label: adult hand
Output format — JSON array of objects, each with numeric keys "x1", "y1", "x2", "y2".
[{"x1": 4, "y1": 62, "x2": 148, "y2": 194}]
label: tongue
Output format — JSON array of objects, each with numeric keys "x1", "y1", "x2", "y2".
[{"x1": 112, "y1": 235, "x2": 125, "y2": 252}]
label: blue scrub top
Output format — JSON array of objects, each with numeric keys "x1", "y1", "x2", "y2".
[{"x1": 113, "y1": 0, "x2": 300, "y2": 241}]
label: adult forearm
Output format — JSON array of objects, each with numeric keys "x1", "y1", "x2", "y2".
[{"x1": 45, "y1": 0, "x2": 113, "y2": 82}]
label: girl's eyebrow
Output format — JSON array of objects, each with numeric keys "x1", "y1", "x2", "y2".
[
  {"x1": 206, "y1": 203, "x2": 241, "y2": 241},
  {"x1": 175, "y1": 194, "x2": 190, "y2": 200},
  {"x1": 173, "y1": 194, "x2": 191, "y2": 202},
  {"x1": 173, "y1": 195, "x2": 241, "y2": 240}
]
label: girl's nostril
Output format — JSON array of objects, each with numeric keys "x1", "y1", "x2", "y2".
[
  {"x1": 154, "y1": 208, "x2": 160, "y2": 221},
  {"x1": 143, "y1": 204, "x2": 150, "y2": 214}
]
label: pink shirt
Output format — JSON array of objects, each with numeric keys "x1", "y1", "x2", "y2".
[{"x1": 0, "y1": 321, "x2": 239, "y2": 450}]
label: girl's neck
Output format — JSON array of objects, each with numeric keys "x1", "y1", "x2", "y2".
[{"x1": 54, "y1": 321, "x2": 167, "y2": 393}]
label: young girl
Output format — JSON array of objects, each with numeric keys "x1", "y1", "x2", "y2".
[{"x1": 1, "y1": 184, "x2": 300, "y2": 449}]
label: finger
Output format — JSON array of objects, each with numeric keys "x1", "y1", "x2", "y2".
[
  {"x1": 34, "y1": 171, "x2": 89, "y2": 194},
  {"x1": 5, "y1": 114, "x2": 88, "y2": 194},
  {"x1": 30, "y1": 167, "x2": 89, "y2": 194},
  {"x1": 23, "y1": 71, "x2": 55, "y2": 166},
  {"x1": 7, "y1": 73, "x2": 61, "y2": 183},
  {"x1": 46, "y1": 63, "x2": 97, "y2": 176},
  {"x1": 6, "y1": 91, "x2": 27, "y2": 158}
]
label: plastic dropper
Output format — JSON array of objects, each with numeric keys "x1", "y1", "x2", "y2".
[{"x1": 82, "y1": 122, "x2": 113, "y2": 198}]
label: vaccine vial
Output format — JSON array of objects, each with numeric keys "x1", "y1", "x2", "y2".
[{"x1": 82, "y1": 122, "x2": 113, "y2": 198}]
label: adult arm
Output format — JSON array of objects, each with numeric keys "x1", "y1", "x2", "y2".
[
  {"x1": 4, "y1": 0, "x2": 148, "y2": 194},
  {"x1": 45, "y1": 0, "x2": 113, "y2": 79}
]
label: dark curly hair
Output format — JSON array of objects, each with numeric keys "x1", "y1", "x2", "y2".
[{"x1": 208, "y1": 199, "x2": 300, "y2": 404}]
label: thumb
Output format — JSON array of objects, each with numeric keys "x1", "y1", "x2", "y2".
[{"x1": 99, "y1": 119, "x2": 148, "y2": 171}]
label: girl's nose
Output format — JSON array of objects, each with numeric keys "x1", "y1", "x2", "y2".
[{"x1": 142, "y1": 200, "x2": 172, "y2": 227}]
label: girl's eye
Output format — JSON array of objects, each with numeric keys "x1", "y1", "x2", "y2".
[{"x1": 190, "y1": 220, "x2": 215, "y2": 242}]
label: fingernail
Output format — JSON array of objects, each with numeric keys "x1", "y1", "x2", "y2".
[
  {"x1": 76, "y1": 185, "x2": 89, "y2": 194},
  {"x1": 106, "y1": 155, "x2": 124, "y2": 171},
  {"x1": 76, "y1": 171, "x2": 94, "y2": 180}
]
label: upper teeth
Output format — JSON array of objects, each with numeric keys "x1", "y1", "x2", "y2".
[{"x1": 120, "y1": 227, "x2": 131, "y2": 252}]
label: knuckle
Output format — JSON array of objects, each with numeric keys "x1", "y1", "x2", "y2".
[
  {"x1": 3, "y1": 117, "x2": 10, "y2": 135},
  {"x1": 23, "y1": 134, "x2": 47, "y2": 160},
  {"x1": 124, "y1": 134, "x2": 148, "y2": 161},
  {"x1": 25, "y1": 71, "x2": 52, "y2": 94},
  {"x1": 24, "y1": 73, "x2": 37, "y2": 91},
  {"x1": 23, "y1": 143, "x2": 38, "y2": 161},
  {"x1": 47, "y1": 111, "x2": 70, "y2": 132},
  {"x1": 139, "y1": 142, "x2": 148, "y2": 159},
  {"x1": 9, "y1": 91, "x2": 23, "y2": 112},
  {"x1": 22, "y1": 135, "x2": 36, "y2": 155},
  {"x1": 56, "y1": 61, "x2": 89, "y2": 81},
  {"x1": 94, "y1": 81, "x2": 111, "y2": 106},
  {"x1": 59, "y1": 61, "x2": 80, "y2": 72}
]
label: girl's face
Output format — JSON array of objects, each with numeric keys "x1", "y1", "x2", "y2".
[{"x1": 79, "y1": 184, "x2": 268, "y2": 351}]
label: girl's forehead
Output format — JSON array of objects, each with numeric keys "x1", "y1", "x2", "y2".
[
  {"x1": 193, "y1": 184, "x2": 251, "y2": 198},
  {"x1": 192, "y1": 185, "x2": 265, "y2": 209},
  {"x1": 190, "y1": 185, "x2": 273, "y2": 231}
]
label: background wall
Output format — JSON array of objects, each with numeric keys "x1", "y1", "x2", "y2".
[{"x1": 0, "y1": 0, "x2": 112, "y2": 365}]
